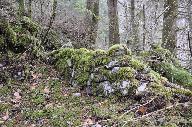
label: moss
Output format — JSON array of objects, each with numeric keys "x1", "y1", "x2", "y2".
[
  {"x1": 0, "y1": 35, "x2": 4, "y2": 45},
  {"x1": 0, "y1": 20, "x2": 17, "y2": 45},
  {"x1": 17, "y1": 34, "x2": 32, "y2": 45},
  {"x1": 150, "y1": 82, "x2": 173, "y2": 98},
  {"x1": 0, "y1": 103, "x2": 11, "y2": 113},
  {"x1": 140, "y1": 45, "x2": 192, "y2": 87},
  {"x1": 53, "y1": 45, "x2": 192, "y2": 97},
  {"x1": 93, "y1": 49, "x2": 110, "y2": 66},
  {"x1": 75, "y1": 72, "x2": 89, "y2": 86},
  {"x1": 150, "y1": 82, "x2": 192, "y2": 97},
  {"x1": 149, "y1": 70, "x2": 168, "y2": 83},
  {"x1": 116, "y1": 67, "x2": 136, "y2": 80},
  {"x1": 30, "y1": 89, "x2": 46, "y2": 105},
  {"x1": 130, "y1": 57, "x2": 148, "y2": 71},
  {"x1": 108, "y1": 44, "x2": 132, "y2": 56},
  {"x1": 20, "y1": 16, "x2": 40, "y2": 34},
  {"x1": 0, "y1": 86, "x2": 12, "y2": 96},
  {"x1": 130, "y1": 79, "x2": 140, "y2": 87},
  {"x1": 158, "y1": 62, "x2": 192, "y2": 87}
]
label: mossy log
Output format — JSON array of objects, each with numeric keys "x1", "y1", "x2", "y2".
[{"x1": 140, "y1": 45, "x2": 192, "y2": 87}]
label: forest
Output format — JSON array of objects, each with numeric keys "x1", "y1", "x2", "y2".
[{"x1": 0, "y1": 0, "x2": 192, "y2": 126}]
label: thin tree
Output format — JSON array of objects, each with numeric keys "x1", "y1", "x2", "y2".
[
  {"x1": 187, "y1": 0, "x2": 192, "y2": 71},
  {"x1": 130, "y1": 0, "x2": 139, "y2": 52},
  {"x1": 18, "y1": 0, "x2": 25, "y2": 18},
  {"x1": 107, "y1": 0, "x2": 120, "y2": 46},
  {"x1": 28, "y1": 0, "x2": 32, "y2": 18},
  {"x1": 162, "y1": 0, "x2": 178, "y2": 53},
  {"x1": 42, "y1": 0, "x2": 57, "y2": 44},
  {"x1": 142, "y1": 4, "x2": 146, "y2": 50},
  {"x1": 85, "y1": 0, "x2": 100, "y2": 49}
]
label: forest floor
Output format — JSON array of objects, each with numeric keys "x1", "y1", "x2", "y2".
[{"x1": 0, "y1": 52, "x2": 192, "y2": 127}]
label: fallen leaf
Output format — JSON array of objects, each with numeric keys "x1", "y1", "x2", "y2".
[
  {"x1": 44, "y1": 86, "x2": 50, "y2": 94},
  {"x1": 83, "y1": 118, "x2": 94, "y2": 126},
  {"x1": 31, "y1": 72, "x2": 38, "y2": 79},
  {"x1": 28, "y1": 124, "x2": 36, "y2": 127},
  {"x1": 2, "y1": 110, "x2": 9, "y2": 121},
  {"x1": 30, "y1": 83, "x2": 38, "y2": 90},
  {"x1": 73, "y1": 93, "x2": 81, "y2": 97},
  {"x1": 137, "y1": 106, "x2": 147, "y2": 115},
  {"x1": 45, "y1": 103, "x2": 53, "y2": 108},
  {"x1": 63, "y1": 94, "x2": 68, "y2": 97}
]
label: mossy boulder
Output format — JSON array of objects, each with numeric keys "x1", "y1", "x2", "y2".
[
  {"x1": 20, "y1": 16, "x2": 40, "y2": 34},
  {"x1": 0, "y1": 16, "x2": 61, "y2": 55},
  {"x1": 0, "y1": 17, "x2": 38, "y2": 53},
  {"x1": 52, "y1": 44, "x2": 192, "y2": 97},
  {"x1": 108, "y1": 44, "x2": 132, "y2": 56}
]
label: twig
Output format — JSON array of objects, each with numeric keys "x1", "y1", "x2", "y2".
[
  {"x1": 156, "y1": 6, "x2": 170, "y2": 20},
  {"x1": 118, "y1": 97, "x2": 156, "y2": 120},
  {"x1": 188, "y1": 31, "x2": 192, "y2": 58},
  {"x1": 123, "y1": 102, "x2": 191, "y2": 125}
]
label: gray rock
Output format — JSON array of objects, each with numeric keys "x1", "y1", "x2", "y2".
[
  {"x1": 120, "y1": 80, "x2": 131, "y2": 89},
  {"x1": 18, "y1": 72, "x2": 22, "y2": 76},
  {"x1": 86, "y1": 86, "x2": 93, "y2": 96},
  {"x1": 136, "y1": 81, "x2": 148, "y2": 94},
  {"x1": 66, "y1": 59, "x2": 72, "y2": 67},
  {"x1": 73, "y1": 93, "x2": 81, "y2": 97},
  {"x1": 105, "y1": 60, "x2": 118, "y2": 69},
  {"x1": 92, "y1": 123, "x2": 102, "y2": 127},
  {"x1": 120, "y1": 80, "x2": 131, "y2": 95},
  {"x1": 0, "y1": 64, "x2": 3, "y2": 68},
  {"x1": 100, "y1": 81, "x2": 114, "y2": 95},
  {"x1": 111, "y1": 67, "x2": 120, "y2": 73}
]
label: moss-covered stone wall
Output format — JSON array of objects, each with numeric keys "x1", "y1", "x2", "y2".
[{"x1": 52, "y1": 44, "x2": 192, "y2": 97}]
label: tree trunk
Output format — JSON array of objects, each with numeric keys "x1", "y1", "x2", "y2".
[
  {"x1": 42, "y1": 0, "x2": 57, "y2": 44},
  {"x1": 107, "y1": 0, "x2": 120, "y2": 46},
  {"x1": 18, "y1": 0, "x2": 25, "y2": 18},
  {"x1": 130, "y1": 0, "x2": 139, "y2": 52},
  {"x1": 28, "y1": 0, "x2": 32, "y2": 18},
  {"x1": 84, "y1": 0, "x2": 100, "y2": 49},
  {"x1": 162, "y1": 0, "x2": 178, "y2": 53},
  {"x1": 142, "y1": 4, "x2": 146, "y2": 50},
  {"x1": 187, "y1": 0, "x2": 192, "y2": 71}
]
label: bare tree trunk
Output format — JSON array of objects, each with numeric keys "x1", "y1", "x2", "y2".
[
  {"x1": 27, "y1": 0, "x2": 32, "y2": 18},
  {"x1": 187, "y1": 0, "x2": 192, "y2": 56},
  {"x1": 162, "y1": 0, "x2": 178, "y2": 53},
  {"x1": 130, "y1": 0, "x2": 139, "y2": 52},
  {"x1": 187, "y1": 0, "x2": 192, "y2": 72},
  {"x1": 18, "y1": 0, "x2": 25, "y2": 18},
  {"x1": 142, "y1": 4, "x2": 146, "y2": 50},
  {"x1": 42, "y1": 0, "x2": 57, "y2": 44},
  {"x1": 107, "y1": 0, "x2": 120, "y2": 46},
  {"x1": 84, "y1": 0, "x2": 99, "y2": 49}
]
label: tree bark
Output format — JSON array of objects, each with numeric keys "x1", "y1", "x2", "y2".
[
  {"x1": 107, "y1": 0, "x2": 120, "y2": 46},
  {"x1": 142, "y1": 5, "x2": 146, "y2": 50},
  {"x1": 187, "y1": 0, "x2": 192, "y2": 71},
  {"x1": 18, "y1": 0, "x2": 25, "y2": 18},
  {"x1": 28, "y1": 0, "x2": 32, "y2": 18},
  {"x1": 130, "y1": 0, "x2": 139, "y2": 52},
  {"x1": 42, "y1": 0, "x2": 57, "y2": 44},
  {"x1": 162, "y1": 0, "x2": 178, "y2": 53},
  {"x1": 84, "y1": 0, "x2": 100, "y2": 49}
]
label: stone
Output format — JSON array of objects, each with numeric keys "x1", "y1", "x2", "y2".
[
  {"x1": 100, "y1": 81, "x2": 114, "y2": 95},
  {"x1": 73, "y1": 93, "x2": 81, "y2": 97}
]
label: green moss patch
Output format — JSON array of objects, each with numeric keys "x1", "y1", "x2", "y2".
[{"x1": 140, "y1": 45, "x2": 192, "y2": 87}]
